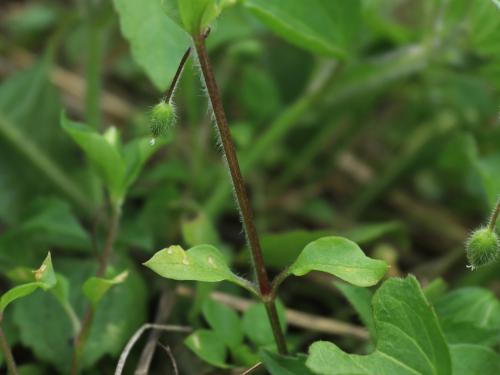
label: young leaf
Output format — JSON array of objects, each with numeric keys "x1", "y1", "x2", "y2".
[
  {"x1": 185, "y1": 329, "x2": 228, "y2": 368},
  {"x1": 113, "y1": 0, "x2": 191, "y2": 91},
  {"x1": 61, "y1": 114, "x2": 125, "y2": 201},
  {"x1": 177, "y1": 0, "x2": 220, "y2": 35},
  {"x1": 289, "y1": 237, "x2": 388, "y2": 287},
  {"x1": 244, "y1": 0, "x2": 361, "y2": 59},
  {"x1": 144, "y1": 244, "x2": 238, "y2": 283},
  {"x1": 307, "y1": 276, "x2": 452, "y2": 375},
  {"x1": 202, "y1": 299, "x2": 243, "y2": 347},
  {"x1": 242, "y1": 301, "x2": 287, "y2": 347},
  {"x1": 0, "y1": 252, "x2": 56, "y2": 313},
  {"x1": 260, "y1": 350, "x2": 315, "y2": 375},
  {"x1": 82, "y1": 270, "x2": 129, "y2": 309},
  {"x1": 62, "y1": 115, "x2": 162, "y2": 204}
]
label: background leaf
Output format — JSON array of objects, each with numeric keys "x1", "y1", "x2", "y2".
[
  {"x1": 185, "y1": 329, "x2": 228, "y2": 368},
  {"x1": 202, "y1": 299, "x2": 243, "y2": 347},
  {"x1": 244, "y1": 0, "x2": 361, "y2": 58},
  {"x1": 113, "y1": 0, "x2": 191, "y2": 90},
  {"x1": 242, "y1": 300, "x2": 287, "y2": 347}
]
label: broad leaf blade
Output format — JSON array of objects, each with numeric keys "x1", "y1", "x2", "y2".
[
  {"x1": 307, "y1": 276, "x2": 452, "y2": 375},
  {"x1": 144, "y1": 244, "x2": 236, "y2": 282},
  {"x1": 289, "y1": 237, "x2": 388, "y2": 287},
  {"x1": 113, "y1": 0, "x2": 191, "y2": 91},
  {"x1": 244, "y1": 0, "x2": 361, "y2": 59}
]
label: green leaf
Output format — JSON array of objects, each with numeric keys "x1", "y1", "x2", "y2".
[
  {"x1": 261, "y1": 350, "x2": 315, "y2": 375},
  {"x1": 61, "y1": 114, "x2": 125, "y2": 201},
  {"x1": 113, "y1": 0, "x2": 191, "y2": 91},
  {"x1": 185, "y1": 329, "x2": 228, "y2": 368},
  {"x1": 307, "y1": 276, "x2": 452, "y2": 375},
  {"x1": 289, "y1": 237, "x2": 388, "y2": 287},
  {"x1": 82, "y1": 270, "x2": 129, "y2": 309},
  {"x1": 242, "y1": 301, "x2": 287, "y2": 347},
  {"x1": 0, "y1": 252, "x2": 56, "y2": 313},
  {"x1": 202, "y1": 299, "x2": 243, "y2": 346},
  {"x1": 244, "y1": 0, "x2": 361, "y2": 59},
  {"x1": 144, "y1": 244, "x2": 239, "y2": 283},
  {"x1": 334, "y1": 282, "x2": 375, "y2": 339},
  {"x1": 469, "y1": 0, "x2": 500, "y2": 57},
  {"x1": 19, "y1": 197, "x2": 90, "y2": 250},
  {"x1": 177, "y1": 0, "x2": 220, "y2": 34},
  {"x1": 450, "y1": 344, "x2": 500, "y2": 375},
  {"x1": 1, "y1": 284, "x2": 41, "y2": 314}
]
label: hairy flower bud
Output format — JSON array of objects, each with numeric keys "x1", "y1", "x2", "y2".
[
  {"x1": 466, "y1": 227, "x2": 499, "y2": 269},
  {"x1": 150, "y1": 101, "x2": 175, "y2": 139}
]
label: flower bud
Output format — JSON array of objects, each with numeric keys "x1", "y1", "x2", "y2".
[
  {"x1": 150, "y1": 101, "x2": 175, "y2": 139},
  {"x1": 466, "y1": 227, "x2": 499, "y2": 269}
]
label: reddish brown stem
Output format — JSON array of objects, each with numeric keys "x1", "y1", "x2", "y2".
[{"x1": 193, "y1": 32, "x2": 287, "y2": 354}]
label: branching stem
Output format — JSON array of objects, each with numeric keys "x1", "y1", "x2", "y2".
[{"x1": 193, "y1": 31, "x2": 287, "y2": 354}]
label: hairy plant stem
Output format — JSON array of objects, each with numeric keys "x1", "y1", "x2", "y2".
[
  {"x1": 487, "y1": 198, "x2": 500, "y2": 232},
  {"x1": 193, "y1": 32, "x2": 287, "y2": 354},
  {"x1": 70, "y1": 203, "x2": 122, "y2": 374},
  {"x1": 0, "y1": 317, "x2": 18, "y2": 375}
]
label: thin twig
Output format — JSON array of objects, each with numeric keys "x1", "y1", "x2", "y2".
[
  {"x1": 176, "y1": 285, "x2": 369, "y2": 340},
  {"x1": 157, "y1": 342, "x2": 179, "y2": 375},
  {"x1": 240, "y1": 362, "x2": 262, "y2": 375},
  {"x1": 114, "y1": 324, "x2": 191, "y2": 375},
  {"x1": 135, "y1": 289, "x2": 176, "y2": 375}
]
